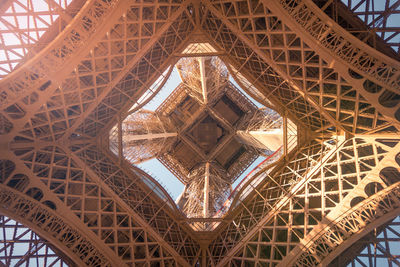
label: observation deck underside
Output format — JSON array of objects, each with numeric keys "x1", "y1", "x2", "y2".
[{"x1": 0, "y1": 0, "x2": 399, "y2": 266}]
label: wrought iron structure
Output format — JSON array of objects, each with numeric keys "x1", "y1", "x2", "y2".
[{"x1": 0, "y1": 0, "x2": 399, "y2": 266}]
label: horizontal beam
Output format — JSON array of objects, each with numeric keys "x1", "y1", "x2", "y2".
[{"x1": 123, "y1": 132, "x2": 177, "y2": 142}]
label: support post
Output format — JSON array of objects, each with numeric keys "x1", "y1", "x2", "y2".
[
  {"x1": 201, "y1": 248, "x2": 207, "y2": 267},
  {"x1": 118, "y1": 115, "x2": 123, "y2": 163},
  {"x1": 203, "y1": 162, "x2": 210, "y2": 218},
  {"x1": 283, "y1": 114, "x2": 288, "y2": 156},
  {"x1": 199, "y1": 57, "x2": 207, "y2": 104}
]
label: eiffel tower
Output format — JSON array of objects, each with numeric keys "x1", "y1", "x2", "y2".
[{"x1": 0, "y1": 0, "x2": 400, "y2": 266}]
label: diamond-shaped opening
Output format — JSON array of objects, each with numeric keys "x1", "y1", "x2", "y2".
[{"x1": 108, "y1": 43, "x2": 298, "y2": 221}]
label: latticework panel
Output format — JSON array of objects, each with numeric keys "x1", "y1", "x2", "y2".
[
  {"x1": 1, "y1": 1, "x2": 194, "y2": 146},
  {"x1": 0, "y1": 0, "x2": 399, "y2": 265},
  {"x1": 0, "y1": 156, "x2": 114, "y2": 267},
  {"x1": 182, "y1": 164, "x2": 231, "y2": 218},
  {"x1": 74, "y1": 6, "x2": 195, "y2": 138},
  {"x1": 329, "y1": 215, "x2": 400, "y2": 267},
  {"x1": 71, "y1": 143, "x2": 201, "y2": 265},
  {"x1": 209, "y1": 137, "x2": 396, "y2": 265},
  {"x1": 203, "y1": 0, "x2": 398, "y2": 134},
  {"x1": 202, "y1": 6, "x2": 336, "y2": 134},
  {"x1": 276, "y1": 0, "x2": 400, "y2": 92},
  {"x1": 0, "y1": 0, "x2": 123, "y2": 108},
  {"x1": 312, "y1": 0, "x2": 400, "y2": 58},
  {"x1": 9, "y1": 144, "x2": 193, "y2": 265},
  {"x1": 116, "y1": 110, "x2": 177, "y2": 164},
  {"x1": 176, "y1": 56, "x2": 228, "y2": 103},
  {"x1": 271, "y1": 0, "x2": 400, "y2": 124},
  {"x1": 0, "y1": 215, "x2": 72, "y2": 266},
  {"x1": 0, "y1": 0, "x2": 80, "y2": 79}
]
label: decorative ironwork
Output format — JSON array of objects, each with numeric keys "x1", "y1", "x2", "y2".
[{"x1": 0, "y1": 0, "x2": 399, "y2": 265}]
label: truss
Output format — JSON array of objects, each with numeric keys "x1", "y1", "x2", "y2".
[
  {"x1": 0, "y1": 215, "x2": 72, "y2": 266},
  {"x1": 0, "y1": 0, "x2": 399, "y2": 266},
  {"x1": 330, "y1": 215, "x2": 400, "y2": 267}
]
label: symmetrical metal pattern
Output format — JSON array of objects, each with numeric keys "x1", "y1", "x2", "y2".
[
  {"x1": 330, "y1": 215, "x2": 400, "y2": 267},
  {"x1": 0, "y1": 0, "x2": 399, "y2": 265},
  {"x1": 313, "y1": 0, "x2": 400, "y2": 57},
  {"x1": 0, "y1": 215, "x2": 71, "y2": 266},
  {"x1": 0, "y1": 0, "x2": 78, "y2": 78}
]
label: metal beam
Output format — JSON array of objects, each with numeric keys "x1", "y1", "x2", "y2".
[
  {"x1": 123, "y1": 132, "x2": 177, "y2": 142},
  {"x1": 204, "y1": 162, "x2": 210, "y2": 218}
]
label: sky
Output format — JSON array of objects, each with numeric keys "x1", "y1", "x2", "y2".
[
  {"x1": 135, "y1": 62, "x2": 266, "y2": 201},
  {"x1": 1, "y1": 1, "x2": 400, "y2": 264}
]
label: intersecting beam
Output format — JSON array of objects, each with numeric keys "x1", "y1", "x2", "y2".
[
  {"x1": 179, "y1": 106, "x2": 207, "y2": 134},
  {"x1": 275, "y1": 0, "x2": 400, "y2": 92},
  {"x1": 237, "y1": 129, "x2": 284, "y2": 151},
  {"x1": 67, "y1": 146, "x2": 192, "y2": 267},
  {"x1": 0, "y1": 0, "x2": 127, "y2": 106},
  {"x1": 321, "y1": 191, "x2": 400, "y2": 266},
  {"x1": 0, "y1": 0, "x2": 13, "y2": 14},
  {"x1": 207, "y1": 108, "x2": 233, "y2": 131},
  {"x1": 2, "y1": 147, "x2": 123, "y2": 265},
  {"x1": 0, "y1": 0, "x2": 133, "y2": 143},
  {"x1": 281, "y1": 137, "x2": 400, "y2": 266},
  {"x1": 0, "y1": 186, "x2": 113, "y2": 266},
  {"x1": 203, "y1": 1, "x2": 346, "y2": 135},
  {"x1": 222, "y1": 57, "x2": 312, "y2": 135},
  {"x1": 266, "y1": 0, "x2": 400, "y2": 123},
  {"x1": 179, "y1": 134, "x2": 207, "y2": 160},
  {"x1": 216, "y1": 136, "x2": 346, "y2": 266},
  {"x1": 64, "y1": 3, "x2": 191, "y2": 138},
  {"x1": 208, "y1": 133, "x2": 235, "y2": 160}
]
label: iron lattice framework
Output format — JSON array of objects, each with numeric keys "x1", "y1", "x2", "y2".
[
  {"x1": 0, "y1": 0, "x2": 399, "y2": 266},
  {"x1": 0, "y1": 215, "x2": 73, "y2": 266}
]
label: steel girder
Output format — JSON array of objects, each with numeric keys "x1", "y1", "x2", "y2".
[{"x1": 0, "y1": 0, "x2": 399, "y2": 266}]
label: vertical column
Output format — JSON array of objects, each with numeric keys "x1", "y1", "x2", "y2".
[
  {"x1": 121, "y1": 110, "x2": 177, "y2": 164},
  {"x1": 201, "y1": 247, "x2": 207, "y2": 267},
  {"x1": 198, "y1": 57, "x2": 207, "y2": 104},
  {"x1": 283, "y1": 113, "x2": 288, "y2": 156},
  {"x1": 118, "y1": 115, "x2": 123, "y2": 163},
  {"x1": 203, "y1": 162, "x2": 210, "y2": 218},
  {"x1": 236, "y1": 109, "x2": 284, "y2": 152}
]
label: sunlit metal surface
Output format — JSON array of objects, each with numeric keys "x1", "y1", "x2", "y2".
[{"x1": 0, "y1": 0, "x2": 399, "y2": 265}]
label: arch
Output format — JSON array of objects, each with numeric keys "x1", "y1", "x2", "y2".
[
  {"x1": 322, "y1": 208, "x2": 400, "y2": 266},
  {"x1": 380, "y1": 167, "x2": 400, "y2": 186},
  {"x1": 291, "y1": 182, "x2": 400, "y2": 266},
  {"x1": 0, "y1": 0, "x2": 134, "y2": 136},
  {"x1": 0, "y1": 195, "x2": 81, "y2": 266},
  {"x1": 6, "y1": 173, "x2": 29, "y2": 192},
  {"x1": 363, "y1": 79, "x2": 382, "y2": 94},
  {"x1": 25, "y1": 187, "x2": 44, "y2": 201},
  {"x1": 42, "y1": 200, "x2": 57, "y2": 210},
  {"x1": 0, "y1": 185, "x2": 112, "y2": 266},
  {"x1": 0, "y1": 215, "x2": 73, "y2": 266},
  {"x1": 328, "y1": 215, "x2": 400, "y2": 266},
  {"x1": 0, "y1": 160, "x2": 15, "y2": 181},
  {"x1": 350, "y1": 196, "x2": 365, "y2": 208},
  {"x1": 273, "y1": 0, "x2": 400, "y2": 92},
  {"x1": 0, "y1": 114, "x2": 13, "y2": 135},
  {"x1": 364, "y1": 182, "x2": 384, "y2": 197}
]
